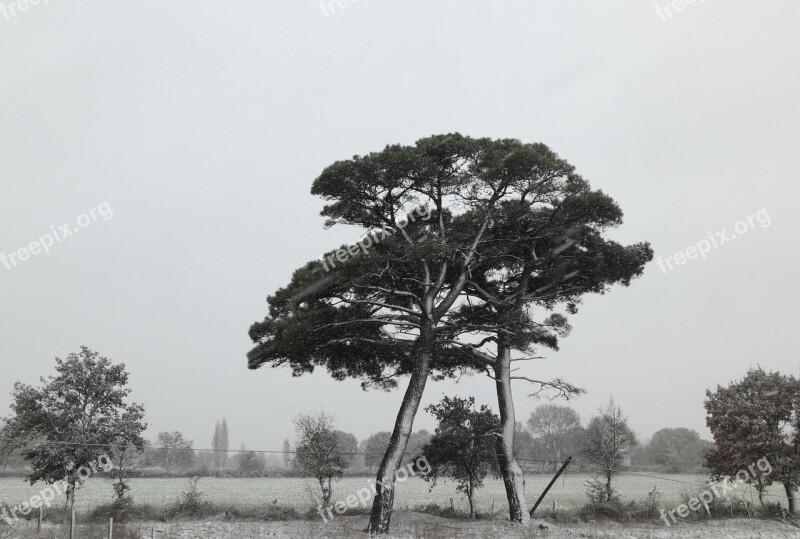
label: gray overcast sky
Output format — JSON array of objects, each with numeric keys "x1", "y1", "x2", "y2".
[{"x1": 1, "y1": 1, "x2": 798, "y2": 453}]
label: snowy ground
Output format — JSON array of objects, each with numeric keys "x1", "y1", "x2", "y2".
[{"x1": 6, "y1": 514, "x2": 800, "y2": 539}]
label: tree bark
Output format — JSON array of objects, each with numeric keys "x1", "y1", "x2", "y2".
[
  {"x1": 786, "y1": 483, "x2": 796, "y2": 514},
  {"x1": 65, "y1": 478, "x2": 76, "y2": 512},
  {"x1": 468, "y1": 481, "x2": 476, "y2": 519},
  {"x1": 493, "y1": 347, "x2": 530, "y2": 524},
  {"x1": 366, "y1": 347, "x2": 432, "y2": 534}
]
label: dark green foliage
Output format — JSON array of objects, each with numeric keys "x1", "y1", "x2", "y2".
[{"x1": 247, "y1": 133, "x2": 652, "y2": 388}]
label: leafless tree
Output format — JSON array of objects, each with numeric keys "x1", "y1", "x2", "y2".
[
  {"x1": 155, "y1": 431, "x2": 195, "y2": 473},
  {"x1": 111, "y1": 443, "x2": 146, "y2": 499},
  {"x1": 527, "y1": 404, "x2": 581, "y2": 471},
  {"x1": 580, "y1": 398, "x2": 637, "y2": 501},
  {"x1": 293, "y1": 411, "x2": 350, "y2": 510}
]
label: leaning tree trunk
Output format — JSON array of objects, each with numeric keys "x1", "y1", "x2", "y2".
[
  {"x1": 786, "y1": 483, "x2": 796, "y2": 514},
  {"x1": 494, "y1": 346, "x2": 530, "y2": 524},
  {"x1": 366, "y1": 348, "x2": 432, "y2": 534}
]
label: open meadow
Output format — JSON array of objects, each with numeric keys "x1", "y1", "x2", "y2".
[{"x1": 0, "y1": 473, "x2": 789, "y2": 517}]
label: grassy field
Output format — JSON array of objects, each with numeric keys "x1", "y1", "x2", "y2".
[{"x1": 0, "y1": 473, "x2": 788, "y2": 516}]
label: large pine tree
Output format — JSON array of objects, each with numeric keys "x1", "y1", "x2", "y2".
[{"x1": 248, "y1": 134, "x2": 650, "y2": 532}]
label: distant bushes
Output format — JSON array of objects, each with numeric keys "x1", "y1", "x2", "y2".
[
  {"x1": 89, "y1": 477, "x2": 305, "y2": 523},
  {"x1": 89, "y1": 500, "x2": 305, "y2": 523}
]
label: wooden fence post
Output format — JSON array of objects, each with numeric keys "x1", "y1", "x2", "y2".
[
  {"x1": 69, "y1": 509, "x2": 75, "y2": 539},
  {"x1": 108, "y1": 517, "x2": 113, "y2": 538},
  {"x1": 530, "y1": 456, "x2": 572, "y2": 517},
  {"x1": 37, "y1": 505, "x2": 42, "y2": 532}
]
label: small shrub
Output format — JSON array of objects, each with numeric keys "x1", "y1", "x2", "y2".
[
  {"x1": 91, "y1": 496, "x2": 136, "y2": 521},
  {"x1": 580, "y1": 478, "x2": 627, "y2": 519},
  {"x1": 579, "y1": 498, "x2": 626, "y2": 520},
  {"x1": 584, "y1": 479, "x2": 619, "y2": 506},
  {"x1": 677, "y1": 484, "x2": 749, "y2": 521},
  {"x1": 174, "y1": 476, "x2": 210, "y2": 516},
  {"x1": 629, "y1": 486, "x2": 662, "y2": 519}
]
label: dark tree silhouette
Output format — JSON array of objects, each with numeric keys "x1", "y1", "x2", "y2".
[
  {"x1": 247, "y1": 134, "x2": 650, "y2": 531},
  {"x1": 452, "y1": 175, "x2": 651, "y2": 521}
]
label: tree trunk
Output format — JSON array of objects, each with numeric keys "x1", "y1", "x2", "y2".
[
  {"x1": 319, "y1": 477, "x2": 332, "y2": 509},
  {"x1": 605, "y1": 470, "x2": 613, "y2": 501},
  {"x1": 493, "y1": 347, "x2": 530, "y2": 524},
  {"x1": 65, "y1": 478, "x2": 76, "y2": 511},
  {"x1": 366, "y1": 348, "x2": 432, "y2": 534},
  {"x1": 468, "y1": 481, "x2": 476, "y2": 519},
  {"x1": 786, "y1": 483, "x2": 796, "y2": 514}
]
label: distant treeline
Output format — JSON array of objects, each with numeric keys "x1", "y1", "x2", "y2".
[{"x1": 1, "y1": 416, "x2": 712, "y2": 477}]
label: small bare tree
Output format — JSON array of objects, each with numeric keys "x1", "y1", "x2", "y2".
[
  {"x1": 293, "y1": 411, "x2": 349, "y2": 510},
  {"x1": 110, "y1": 441, "x2": 147, "y2": 500},
  {"x1": 580, "y1": 398, "x2": 637, "y2": 502}
]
